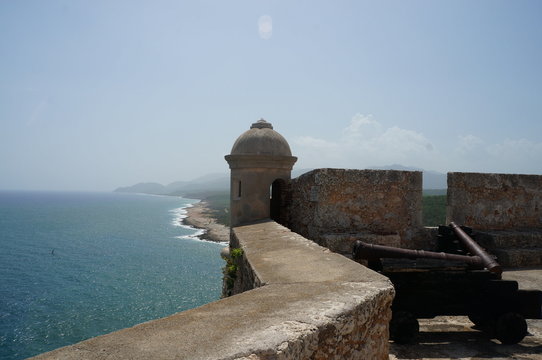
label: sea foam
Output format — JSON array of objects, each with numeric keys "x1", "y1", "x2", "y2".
[{"x1": 169, "y1": 203, "x2": 214, "y2": 243}]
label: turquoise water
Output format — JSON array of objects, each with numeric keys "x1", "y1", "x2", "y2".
[{"x1": 0, "y1": 191, "x2": 225, "y2": 360}]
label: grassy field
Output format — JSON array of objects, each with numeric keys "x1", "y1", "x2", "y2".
[
  {"x1": 423, "y1": 189, "x2": 447, "y2": 196},
  {"x1": 189, "y1": 190, "x2": 447, "y2": 228}
]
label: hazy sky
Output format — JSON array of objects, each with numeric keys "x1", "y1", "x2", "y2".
[{"x1": 1, "y1": 1, "x2": 541, "y2": 191}]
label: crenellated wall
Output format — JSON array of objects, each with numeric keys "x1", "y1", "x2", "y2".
[
  {"x1": 447, "y1": 172, "x2": 542, "y2": 230},
  {"x1": 286, "y1": 168, "x2": 426, "y2": 251},
  {"x1": 283, "y1": 169, "x2": 542, "y2": 267},
  {"x1": 447, "y1": 172, "x2": 542, "y2": 267}
]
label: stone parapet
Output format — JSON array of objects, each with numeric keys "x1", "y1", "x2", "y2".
[
  {"x1": 447, "y1": 172, "x2": 542, "y2": 231},
  {"x1": 32, "y1": 221, "x2": 394, "y2": 360},
  {"x1": 447, "y1": 172, "x2": 542, "y2": 267},
  {"x1": 228, "y1": 221, "x2": 395, "y2": 359},
  {"x1": 287, "y1": 168, "x2": 423, "y2": 249}
]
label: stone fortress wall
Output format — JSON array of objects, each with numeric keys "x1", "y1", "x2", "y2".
[
  {"x1": 282, "y1": 169, "x2": 542, "y2": 268},
  {"x1": 447, "y1": 172, "x2": 542, "y2": 230},
  {"x1": 285, "y1": 168, "x2": 425, "y2": 253},
  {"x1": 447, "y1": 172, "x2": 542, "y2": 267}
]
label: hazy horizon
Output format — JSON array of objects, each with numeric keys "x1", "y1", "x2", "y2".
[{"x1": 2, "y1": 1, "x2": 542, "y2": 191}]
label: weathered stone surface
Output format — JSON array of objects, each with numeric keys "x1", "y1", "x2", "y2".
[
  {"x1": 479, "y1": 231, "x2": 542, "y2": 267},
  {"x1": 492, "y1": 248, "x2": 542, "y2": 267},
  {"x1": 230, "y1": 119, "x2": 292, "y2": 157},
  {"x1": 446, "y1": 172, "x2": 542, "y2": 267},
  {"x1": 287, "y1": 168, "x2": 423, "y2": 249},
  {"x1": 230, "y1": 221, "x2": 389, "y2": 287},
  {"x1": 476, "y1": 229, "x2": 542, "y2": 249},
  {"x1": 228, "y1": 221, "x2": 395, "y2": 360},
  {"x1": 447, "y1": 172, "x2": 542, "y2": 231},
  {"x1": 32, "y1": 282, "x2": 392, "y2": 360}
]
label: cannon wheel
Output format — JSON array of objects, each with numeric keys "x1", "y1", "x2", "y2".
[
  {"x1": 468, "y1": 311, "x2": 494, "y2": 328},
  {"x1": 468, "y1": 313, "x2": 489, "y2": 328},
  {"x1": 495, "y1": 312, "x2": 527, "y2": 344},
  {"x1": 390, "y1": 311, "x2": 419, "y2": 344}
]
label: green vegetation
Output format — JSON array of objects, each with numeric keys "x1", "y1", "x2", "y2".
[
  {"x1": 230, "y1": 248, "x2": 243, "y2": 258},
  {"x1": 423, "y1": 195, "x2": 446, "y2": 227},
  {"x1": 423, "y1": 188, "x2": 447, "y2": 196},
  {"x1": 222, "y1": 247, "x2": 244, "y2": 297}
]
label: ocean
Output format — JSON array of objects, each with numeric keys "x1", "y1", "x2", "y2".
[{"x1": 0, "y1": 191, "x2": 226, "y2": 360}]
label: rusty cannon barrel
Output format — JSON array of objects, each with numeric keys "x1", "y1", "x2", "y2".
[
  {"x1": 352, "y1": 240, "x2": 484, "y2": 268},
  {"x1": 449, "y1": 222, "x2": 502, "y2": 275}
]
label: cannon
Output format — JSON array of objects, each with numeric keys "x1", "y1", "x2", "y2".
[
  {"x1": 353, "y1": 224, "x2": 542, "y2": 345},
  {"x1": 353, "y1": 241, "x2": 485, "y2": 270}
]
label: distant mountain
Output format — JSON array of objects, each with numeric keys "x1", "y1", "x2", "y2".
[
  {"x1": 114, "y1": 182, "x2": 167, "y2": 195},
  {"x1": 114, "y1": 173, "x2": 229, "y2": 196},
  {"x1": 163, "y1": 181, "x2": 189, "y2": 193},
  {"x1": 367, "y1": 164, "x2": 447, "y2": 189},
  {"x1": 167, "y1": 174, "x2": 229, "y2": 195}
]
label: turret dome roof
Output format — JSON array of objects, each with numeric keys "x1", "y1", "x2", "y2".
[{"x1": 230, "y1": 119, "x2": 292, "y2": 156}]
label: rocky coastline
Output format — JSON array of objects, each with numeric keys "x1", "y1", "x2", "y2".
[{"x1": 182, "y1": 200, "x2": 229, "y2": 243}]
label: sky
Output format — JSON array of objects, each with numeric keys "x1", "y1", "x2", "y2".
[{"x1": 1, "y1": 0, "x2": 541, "y2": 191}]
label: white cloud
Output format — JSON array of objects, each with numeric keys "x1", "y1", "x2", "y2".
[
  {"x1": 450, "y1": 135, "x2": 542, "y2": 174},
  {"x1": 295, "y1": 136, "x2": 337, "y2": 149},
  {"x1": 485, "y1": 139, "x2": 542, "y2": 173},
  {"x1": 293, "y1": 114, "x2": 542, "y2": 175},
  {"x1": 293, "y1": 113, "x2": 436, "y2": 169},
  {"x1": 379, "y1": 126, "x2": 434, "y2": 152},
  {"x1": 342, "y1": 114, "x2": 382, "y2": 142},
  {"x1": 456, "y1": 134, "x2": 484, "y2": 154},
  {"x1": 487, "y1": 138, "x2": 542, "y2": 157}
]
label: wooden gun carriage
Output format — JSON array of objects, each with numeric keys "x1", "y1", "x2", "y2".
[{"x1": 353, "y1": 223, "x2": 542, "y2": 344}]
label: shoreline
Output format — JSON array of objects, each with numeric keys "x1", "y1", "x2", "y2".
[{"x1": 182, "y1": 200, "x2": 229, "y2": 244}]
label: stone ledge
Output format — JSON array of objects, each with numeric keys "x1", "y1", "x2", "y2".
[
  {"x1": 32, "y1": 281, "x2": 392, "y2": 360},
  {"x1": 32, "y1": 221, "x2": 394, "y2": 360},
  {"x1": 231, "y1": 221, "x2": 389, "y2": 286}
]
